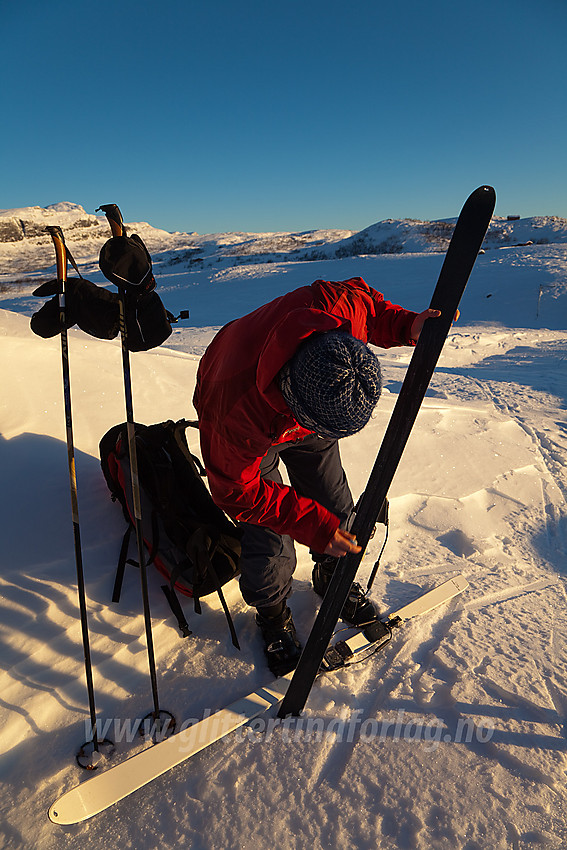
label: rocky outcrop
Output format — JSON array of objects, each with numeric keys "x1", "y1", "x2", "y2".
[{"x1": 0, "y1": 218, "x2": 24, "y2": 242}]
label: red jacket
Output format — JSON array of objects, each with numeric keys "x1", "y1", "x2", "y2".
[{"x1": 193, "y1": 278, "x2": 417, "y2": 554}]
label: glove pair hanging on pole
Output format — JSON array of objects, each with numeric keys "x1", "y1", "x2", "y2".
[{"x1": 31, "y1": 223, "x2": 176, "y2": 351}]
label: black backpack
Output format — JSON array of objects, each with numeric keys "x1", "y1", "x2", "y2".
[{"x1": 99, "y1": 419, "x2": 241, "y2": 646}]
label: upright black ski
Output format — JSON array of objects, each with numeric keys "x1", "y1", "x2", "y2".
[{"x1": 278, "y1": 185, "x2": 496, "y2": 718}]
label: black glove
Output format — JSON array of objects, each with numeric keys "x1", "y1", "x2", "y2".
[
  {"x1": 31, "y1": 277, "x2": 172, "y2": 350},
  {"x1": 124, "y1": 291, "x2": 173, "y2": 351},
  {"x1": 31, "y1": 278, "x2": 120, "y2": 340}
]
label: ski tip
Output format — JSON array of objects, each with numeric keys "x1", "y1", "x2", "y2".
[
  {"x1": 452, "y1": 574, "x2": 469, "y2": 591},
  {"x1": 48, "y1": 796, "x2": 93, "y2": 826},
  {"x1": 457, "y1": 186, "x2": 496, "y2": 226},
  {"x1": 471, "y1": 185, "x2": 496, "y2": 207},
  {"x1": 48, "y1": 787, "x2": 94, "y2": 825},
  {"x1": 48, "y1": 801, "x2": 72, "y2": 825}
]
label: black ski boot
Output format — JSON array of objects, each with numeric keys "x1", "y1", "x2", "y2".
[
  {"x1": 312, "y1": 558, "x2": 381, "y2": 632},
  {"x1": 256, "y1": 604, "x2": 302, "y2": 677}
]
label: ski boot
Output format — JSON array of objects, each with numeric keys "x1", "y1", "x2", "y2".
[
  {"x1": 312, "y1": 558, "x2": 384, "y2": 640},
  {"x1": 255, "y1": 603, "x2": 302, "y2": 677}
]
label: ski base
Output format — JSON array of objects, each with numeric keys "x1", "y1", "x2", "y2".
[{"x1": 49, "y1": 574, "x2": 467, "y2": 825}]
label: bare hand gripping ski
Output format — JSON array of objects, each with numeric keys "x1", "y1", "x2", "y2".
[{"x1": 278, "y1": 185, "x2": 496, "y2": 718}]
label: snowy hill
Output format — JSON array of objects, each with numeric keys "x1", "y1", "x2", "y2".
[
  {"x1": 2, "y1": 201, "x2": 567, "y2": 286},
  {"x1": 335, "y1": 214, "x2": 567, "y2": 258},
  {"x1": 0, "y1": 203, "x2": 197, "y2": 285},
  {"x1": 1, "y1": 199, "x2": 567, "y2": 849}
]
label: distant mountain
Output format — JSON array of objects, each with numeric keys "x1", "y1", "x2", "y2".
[
  {"x1": 0, "y1": 202, "x2": 101, "y2": 242},
  {"x1": 0, "y1": 203, "x2": 197, "y2": 281},
  {"x1": 0, "y1": 202, "x2": 189, "y2": 246},
  {"x1": 1, "y1": 203, "x2": 566, "y2": 282}
]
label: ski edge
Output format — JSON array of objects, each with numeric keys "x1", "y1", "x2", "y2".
[
  {"x1": 48, "y1": 574, "x2": 467, "y2": 825},
  {"x1": 389, "y1": 574, "x2": 469, "y2": 622},
  {"x1": 48, "y1": 675, "x2": 293, "y2": 825}
]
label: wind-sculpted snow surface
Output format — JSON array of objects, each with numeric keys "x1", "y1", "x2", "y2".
[{"x1": 0, "y1": 228, "x2": 567, "y2": 848}]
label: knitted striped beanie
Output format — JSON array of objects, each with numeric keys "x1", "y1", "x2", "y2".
[{"x1": 279, "y1": 331, "x2": 382, "y2": 438}]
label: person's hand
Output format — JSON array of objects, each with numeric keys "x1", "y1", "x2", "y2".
[
  {"x1": 410, "y1": 308, "x2": 460, "y2": 342},
  {"x1": 324, "y1": 528, "x2": 362, "y2": 557}
]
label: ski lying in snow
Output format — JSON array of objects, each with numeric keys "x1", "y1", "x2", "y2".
[
  {"x1": 278, "y1": 185, "x2": 496, "y2": 719},
  {"x1": 48, "y1": 574, "x2": 467, "y2": 825}
]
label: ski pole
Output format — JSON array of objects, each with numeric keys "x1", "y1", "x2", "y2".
[
  {"x1": 46, "y1": 226, "x2": 113, "y2": 768},
  {"x1": 97, "y1": 205, "x2": 174, "y2": 736}
]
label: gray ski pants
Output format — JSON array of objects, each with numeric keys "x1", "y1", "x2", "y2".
[{"x1": 238, "y1": 434, "x2": 354, "y2": 610}]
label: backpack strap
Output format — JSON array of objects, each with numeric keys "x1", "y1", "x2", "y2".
[
  {"x1": 111, "y1": 500, "x2": 161, "y2": 604},
  {"x1": 161, "y1": 585, "x2": 192, "y2": 638},
  {"x1": 170, "y1": 525, "x2": 240, "y2": 650},
  {"x1": 205, "y1": 558, "x2": 240, "y2": 651},
  {"x1": 112, "y1": 524, "x2": 133, "y2": 603},
  {"x1": 113, "y1": 511, "x2": 196, "y2": 640}
]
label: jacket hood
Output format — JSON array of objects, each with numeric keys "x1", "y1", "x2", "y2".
[{"x1": 255, "y1": 308, "x2": 349, "y2": 407}]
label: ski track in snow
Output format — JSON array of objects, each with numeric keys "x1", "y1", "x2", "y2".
[{"x1": 1, "y1": 234, "x2": 567, "y2": 848}]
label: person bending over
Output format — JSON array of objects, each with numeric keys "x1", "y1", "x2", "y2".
[{"x1": 193, "y1": 276, "x2": 440, "y2": 675}]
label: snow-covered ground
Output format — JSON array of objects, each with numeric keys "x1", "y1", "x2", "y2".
[{"x1": 1, "y1": 201, "x2": 567, "y2": 849}]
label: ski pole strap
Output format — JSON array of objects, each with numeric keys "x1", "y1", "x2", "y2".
[{"x1": 64, "y1": 246, "x2": 85, "y2": 280}]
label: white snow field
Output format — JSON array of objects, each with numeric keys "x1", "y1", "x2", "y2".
[{"x1": 1, "y1": 203, "x2": 566, "y2": 849}]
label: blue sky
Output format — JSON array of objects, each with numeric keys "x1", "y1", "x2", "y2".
[{"x1": 2, "y1": 0, "x2": 566, "y2": 234}]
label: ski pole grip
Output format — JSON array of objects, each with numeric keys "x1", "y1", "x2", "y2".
[
  {"x1": 46, "y1": 226, "x2": 68, "y2": 285},
  {"x1": 97, "y1": 204, "x2": 125, "y2": 238}
]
